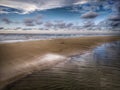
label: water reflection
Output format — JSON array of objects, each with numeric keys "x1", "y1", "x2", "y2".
[
  {"x1": 94, "y1": 41, "x2": 120, "y2": 68},
  {"x1": 4, "y1": 41, "x2": 120, "y2": 90}
]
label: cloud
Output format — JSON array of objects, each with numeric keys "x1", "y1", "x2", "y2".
[
  {"x1": 83, "y1": 21, "x2": 95, "y2": 27},
  {"x1": 34, "y1": 15, "x2": 43, "y2": 25},
  {"x1": 23, "y1": 15, "x2": 43, "y2": 26},
  {"x1": 0, "y1": 8, "x2": 9, "y2": 14},
  {"x1": 66, "y1": 23, "x2": 74, "y2": 28},
  {"x1": 108, "y1": 14, "x2": 120, "y2": 28},
  {"x1": 0, "y1": 27, "x2": 4, "y2": 30},
  {"x1": 55, "y1": 22, "x2": 67, "y2": 29},
  {"x1": 109, "y1": 15, "x2": 120, "y2": 21},
  {"x1": 44, "y1": 22, "x2": 54, "y2": 28},
  {"x1": 23, "y1": 18, "x2": 35, "y2": 26},
  {"x1": 0, "y1": 5, "x2": 24, "y2": 14},
  {"x1": 44, "y1": 20, "x2": 74, "y2": 29},
  {"x1": 2, "y1": 18, "x2": 12, "y2": 24},
  {"x1": 36, "y1": 21, "x2": 43, "y2": 25},
  {"x1": 0, "y1": 0, "x2": 87, "y2": 14},
  {"x1": 96, "y1": 14, "x2": 120, "y2": 29},
  {"x1": 111, "y1": 21, "x2": 120, "y2": 27},
  {"x1": 114, "y1": 0, "x2": 120, "y2": 13},
  {"x1": 81, "y1": 11, "x2": 98, "y2": 19},
  {"x1": 0, "y1": 0, "x2": 38, "y2": 14},
  {"x1": 0, "y1": 0, "x2": 119, "y2": 15},
  {"x1": 70, "y1": 0, "x2": 120, "y2": 15},
  {"x1": 58, "y1": 22, "x2": 73, "y2": 29}
]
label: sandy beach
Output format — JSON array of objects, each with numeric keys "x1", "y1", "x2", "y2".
[{"x1": 0, "y1": 36, "x2": 120, "y2": 89}]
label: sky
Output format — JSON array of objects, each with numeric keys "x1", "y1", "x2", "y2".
[{"x1": 0, "y1": 0, "x2": 120, "y2": 30}]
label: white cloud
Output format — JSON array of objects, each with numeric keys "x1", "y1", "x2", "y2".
[
  {"x1": 0, "y1": 0, "x2": 38, "y2": 14},
  {"x1": 81, "y1": 11, "x2": 98, "y2": 19},
  {"x1": 0, "y1": 0, "x2": 88, "y2": 14}
]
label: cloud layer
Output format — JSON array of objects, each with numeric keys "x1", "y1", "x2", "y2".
[
  {"x1": 0, "y1": 0, "x2": 87, "y2": 14},
  {"x1": 0, "y1": 0, "x2": 120, "y2": 30}
]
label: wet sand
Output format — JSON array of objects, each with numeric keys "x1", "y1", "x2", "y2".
[
  {"x1": 0, "y1": 36, "x2": 120, "y2": 89},
  {"x1": 4, "y1": 41, "x2": 120, "y2": 90}
]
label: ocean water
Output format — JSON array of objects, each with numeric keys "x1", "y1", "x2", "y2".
[
  {"x1": 0, "y1": 33, "x2": 118, "y2": 43},
  {"x1": 0, "y1": 34, "x2": 80, "y2": 40},
  {"x1": 3, "y1": 41, "x2": 120, "y2": 90}
]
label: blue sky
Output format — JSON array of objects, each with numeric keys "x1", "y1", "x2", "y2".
[{"x1": 0, "y1": 0, "x2": 119, "y2": 30}]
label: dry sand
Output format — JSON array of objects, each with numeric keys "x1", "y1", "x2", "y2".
[{"x1": 0, "y1": 36, "x2": 120, "y2": 89}]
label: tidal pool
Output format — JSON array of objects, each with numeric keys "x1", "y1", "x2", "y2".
[{"x1": 3, "y1": 41, "x2": 120, "y2": 90}]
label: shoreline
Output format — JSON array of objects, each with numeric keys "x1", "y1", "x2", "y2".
[
  {"x1": 0, "y1": 34, "x2": 119, "y2": 44},
  {"x1": 0, "y1": 30, "x2": 120, "y2": 34},
  {"x1": 0, "y1": 36, "x2": 120, "y2": 89},
  {"x1": 0, "y1": 35, "x2": 119, "y2": 44}
]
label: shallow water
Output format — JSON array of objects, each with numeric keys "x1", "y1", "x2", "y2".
[{"x1": 3, "y1": 41, "x2": 120, "y2": 90}]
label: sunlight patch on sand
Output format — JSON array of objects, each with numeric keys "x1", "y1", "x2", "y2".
[
  {"x1": 0, "y1": 53, "x2": 67, "y2": 85},
  {"x1": 41, "y1": 53, "x2": 66, "y2": 62}
]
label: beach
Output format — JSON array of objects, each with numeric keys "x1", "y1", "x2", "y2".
[{"x1": 0, "y1": 36, "x2": 120, "y2": 89}]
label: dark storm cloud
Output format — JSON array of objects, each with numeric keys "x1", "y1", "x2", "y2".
[
  {"x1": 81, "y1": 11, "x2": 98, "y2": 19},
  {"x1": 2, "y1": 18, "x2": 12, "y2": 24}
]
